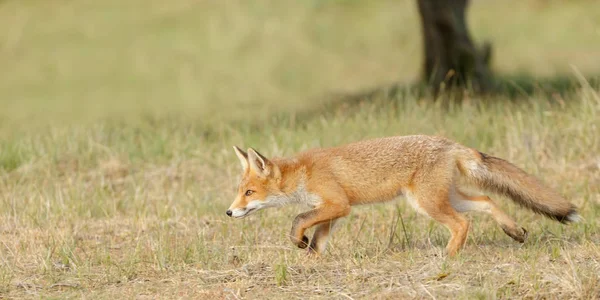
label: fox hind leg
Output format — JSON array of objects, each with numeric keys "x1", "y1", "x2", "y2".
[
  {"x1": 451, "y1": 189, "x2": 527, "y2": 243},
  {"x1": 412, "y1": 187, "x2": 470, "y2": 256}
]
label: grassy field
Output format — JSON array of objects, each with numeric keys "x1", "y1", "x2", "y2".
[{"x1": 1, "y1": 0, "x2": 600, "y2": 299}]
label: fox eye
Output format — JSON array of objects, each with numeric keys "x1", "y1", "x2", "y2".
[{"x1": 245, "y1": 190, "x2": 254, "y2": 196}]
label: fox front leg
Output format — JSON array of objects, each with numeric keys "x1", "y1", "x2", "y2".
[
  {"x1": 290, "y1": 210, "x2": 315, "y2": 249},
  {"x1": 308, "y1": 219, "x2": 338, "y2": 255},
  {"x1": 289, "y1": 205, "x2": 350, "y2": 250}
]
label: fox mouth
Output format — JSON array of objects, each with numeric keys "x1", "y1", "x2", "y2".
[
  {"x1": 229, "y1": 200, "x2": 266, "y2": 218},
  {"x1": 234, "y1": 207, "x2": 257, "y2": 218}
]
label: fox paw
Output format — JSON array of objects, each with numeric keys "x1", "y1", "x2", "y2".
[
  {"x1": 502, "y1": 226, "x2": 528, "y2": 243},
  {"x1": 293, "y1": 235, "x2": 309, "y2": 249}
]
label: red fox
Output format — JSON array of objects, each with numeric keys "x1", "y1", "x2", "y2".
[{"x1": 226, "y1": 135, "x2": 579, "y2": 256}]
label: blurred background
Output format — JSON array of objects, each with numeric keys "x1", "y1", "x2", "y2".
[{"x1": 0, "y1": 0, "x2": 598, "y2": 129}]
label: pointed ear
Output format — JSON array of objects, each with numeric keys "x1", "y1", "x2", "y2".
[
  {"x1": 232, "y1": 146, "x2": 249, "y2": 171},
  {"x1": 247, "y1": 148, "x2": 271, "y2": 177}
]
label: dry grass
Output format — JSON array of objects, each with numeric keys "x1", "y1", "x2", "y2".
[{"x1": 1, "y1": 0, "x2": 600, "y2": 299}]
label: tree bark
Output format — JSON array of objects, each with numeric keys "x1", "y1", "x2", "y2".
[{"x1": 417, "y1": 0, "x2": 493, "y2": 95}]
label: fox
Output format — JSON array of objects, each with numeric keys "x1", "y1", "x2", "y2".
[{"x1": 226, "y1": 135, "x2": 580, "y2": 256}]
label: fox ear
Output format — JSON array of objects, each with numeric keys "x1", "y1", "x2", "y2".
[
  {"x1": 232, "y1": 146, "x2": 249, "y2": 171},
  {"x1": 247, "y1": 148, "x2": 271, "y2": 177}
]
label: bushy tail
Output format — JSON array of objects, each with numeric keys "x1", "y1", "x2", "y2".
[{"x1": 459, "y1": 151, "x2": 579, "y2": 223}]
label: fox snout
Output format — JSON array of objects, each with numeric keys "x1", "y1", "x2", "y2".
[
  {"x1": 225, "y1": 208, "x2": 253, "y2": 218},
  {"x1": 226, "y1": 200, "x2": 266, "y2": 218}
]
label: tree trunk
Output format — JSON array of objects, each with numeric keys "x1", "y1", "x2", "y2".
[{"x1": 417, "y1": 0, "x2": 493, "y2": 95}]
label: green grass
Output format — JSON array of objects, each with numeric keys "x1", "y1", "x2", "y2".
[{"x1": 1, "y1": 0, "x2": 600, "y2": 298}]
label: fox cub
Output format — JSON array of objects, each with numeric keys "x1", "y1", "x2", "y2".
[{"x1": 226, "y1": 135, "x2": 579, "y2": 256}]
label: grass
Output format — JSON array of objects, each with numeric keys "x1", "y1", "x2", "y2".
[{"x1": 1, "y1": 0, "x2": 600, "y2": 299}]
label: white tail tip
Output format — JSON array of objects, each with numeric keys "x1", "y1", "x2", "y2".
[{"x1": 566, "y1": 211, "x2": 582, "y2": 223}]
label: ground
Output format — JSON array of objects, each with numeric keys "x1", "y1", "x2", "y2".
[{"x1": 0, "y1": 0, "x2": 599, "y2": 299}]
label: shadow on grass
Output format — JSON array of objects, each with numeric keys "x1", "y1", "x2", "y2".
[
  {"x1": 216, "y1": 71, "x2": 600, "y2": 139},
  {"x1": 325, "y1": 72, "x2": 600, "y2": 108},
  {"x1": 263, "y1": 72, "x2": 597, "y2": 128},
  {"x1": 492, "y1": 72, "x2": 600, "y2": 99}
]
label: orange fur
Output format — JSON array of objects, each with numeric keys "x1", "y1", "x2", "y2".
[{"x1": 227, "y1": 135, "x2": 579, "y2": 256}]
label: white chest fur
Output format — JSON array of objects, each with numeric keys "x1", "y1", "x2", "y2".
[{"x1": 265, "y1": 182, "x2": 322, "y2": 208}]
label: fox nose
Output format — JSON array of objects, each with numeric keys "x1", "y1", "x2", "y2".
[{"x1": 226, "y1": 210, "x2": 232, "y2": 217}]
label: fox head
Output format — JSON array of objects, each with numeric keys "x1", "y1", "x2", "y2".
[{"x1": 226, "y1": 146, "x2": 282, "y2": 218}]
